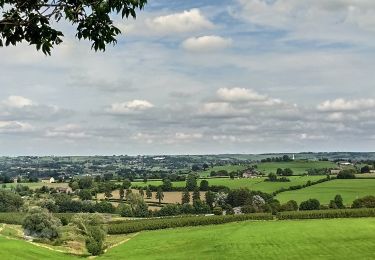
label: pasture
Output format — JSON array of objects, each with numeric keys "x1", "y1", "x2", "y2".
[
  {"x1": 276, "y1": 179, "x2": 375, "y2": 205},
  {"x1": 4, "y1": 182, "x2": 69, "y2": 190},
  {"x1": 257, "y1": 160, "x2": 337, "y2": 175},
  {"x1": 99, "y1": 218, "x2": 375, "y2": 260}
]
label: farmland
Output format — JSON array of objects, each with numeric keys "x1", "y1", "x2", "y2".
[
  {"x1": 257, "y1": 160, "x2": 337, "y2": 175},
  {"x1": 99, "y1": 218, "x2": 375, "y2": 260},
  {"x1": 1, "y1": 218, "x2": 375, "y2": 259},
  {"x1": 133, "y1": 175, "x2": 328, "y2": 193},
  {"x1": 276, "y1": 179, "x2": 375, "y2": 205}
]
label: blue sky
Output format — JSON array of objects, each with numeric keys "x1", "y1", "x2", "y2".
[{"x1": 1, "y1": 0, "x2": 375, "y2": 155}]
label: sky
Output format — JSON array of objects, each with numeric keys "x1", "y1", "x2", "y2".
[{"x1": 1, "y1": 0, "x2": 375, "y2": 156}]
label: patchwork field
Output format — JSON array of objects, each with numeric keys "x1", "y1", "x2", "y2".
[
  {"x1": 257, "y1": 160, "x2": 337, "y2": 175},
  {"x1": 276, "y1": 179, "x2": 375, "y2": 205},
  {"x1": 99, "y1": 218, "x2": 375, "y2": 260}
]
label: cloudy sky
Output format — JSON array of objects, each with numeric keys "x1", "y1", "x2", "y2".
[{"x1": 1, "y1": 0, "x2": 375, "y2": 155}]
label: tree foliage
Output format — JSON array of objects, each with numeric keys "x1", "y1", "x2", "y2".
[
  {"x1": 0, "y1": 189, "x2": 23, "y2": 212},
  {"x1": 23, "y1": 207, "x2": 62, "y2": 239},
  {"x1": 0, "y1": 0, "x2": 148, "y2": 55}
]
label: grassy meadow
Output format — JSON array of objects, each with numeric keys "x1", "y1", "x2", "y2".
[
  {"x1": 276, "y1": 179, "x2": 375, "y2": 205},
  {"x1": 99, "y1": 218, "x2": 375, "y2": 260},
  {"x1": 132, "y1": 175, "x2": 327, "y2": 194},
  {"x1": 257, "y1": 160, "x2": 337, "y2": 175}
]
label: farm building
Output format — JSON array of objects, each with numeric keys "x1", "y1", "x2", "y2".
[{"x1": 41, "y1": 177, "x2": 56, "y2": 183}]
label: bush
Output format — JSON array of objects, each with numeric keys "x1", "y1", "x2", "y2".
[
  {"x1": 23, "y1": 208, "x2": 62, "y2": 240},
  {"x1": 299, "y1": 199, "x2": 320, "y2": 211},
  {"x1": 352, "y1": 196, "x2": 375, "y2": 208},
  {"x1": 107, "y1": 213, "x2": 273, "y2": 234},
  {"x1": 337, "y1": 169, "x2": 356, "y2": 179},
  {"x1": 280, "y1": 200, "x2": 298, "y2": 211},
  {"x1": 212, "y1": 207, "x2": 223, "y2": 215},
  {"x1": 0, "y1": 190, "x2": 23, "y2": 212},
  {"x1": 118, "y1": 204, "x2": 133, "y2": 217},
  {"x1": 277, "y1": 208, "x2": 375, "y2": 220}
]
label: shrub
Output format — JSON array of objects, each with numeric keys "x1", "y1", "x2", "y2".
[
  {"x1": 299, "y1": 199, "x2": 320, "y2": 211},
  {"x1": 212, "y1": 207, "x2": 223, "y2": 215},
  {"x1": 23, "y1": 208, "x2": 62, "y2": 240},
  {"x1": 337, "y1": 169, "x2": 356, "y2": 179},
  {"x1": 277, "y1": 208, "x2": 375, "y2": 220},
  {"x1": 118, "y1": 204, "x2": 133, "y2": 217},
  {"x1": 280, "y1": 200, "x2": 298, "y2": 211},
  {"x1": 352, "y1": 196, "x2": 375, "y2": 208},
  {"x1": 0, "y1": 190, "x2": 23, "y2": 212}
]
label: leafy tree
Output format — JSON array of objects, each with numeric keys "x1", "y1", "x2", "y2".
[
  {"x1": 0, "y1": 189, "x2": 23, "y2": 212},
  {"x1": 334, "y1": 194, "x2": 345, "y2": 209},
  {"x1": 155, "y1": 187, "x2": 164, "y2": 205},
  {"x1": 125, "y1": 189, "x2": 132, "y2": 200},
  {"x1": 267, "y1": 173, "x2": 277, "y2": 182},
  {"x1": 337, "y1": 169, "x2": 356, "y2": 179},
  {"x1": 72, "y1": 213, "x2": 106, "y2": 256},
  {"x1": 361, "y1": 165, "x2": 370, "y2": 173},
  {"x1": 199, "y1": 180, "x2": 209, "y2": 191},
  {"x1": 139, "y1": 189, "x2": 144, "y2": 198},
  {"x1": 282, "y1": 168, "x2": 293, "y2": 176},
  {"x1": 352, "y1": 195, "x2": 375, "y2": 208},
  {"x1": 122, "y1": 179, "x2": 131, "y2": 189},
  {"x1": 276, "y1": 168, "x2": 284, "y2": 176},
  {"x1": 146, "y1": 186, "x2": 152, "y2": 199},
  {"x1": 229, "y1": 171, "x2": 235, "y2": 179},
  {"x1": 119, "y1": 187, "x2": 125, "y2": 201},
  {"x1": 0, "y1": 0, "x2": 148, "y2": 55},
  {"x1": 23, "y1": 208, "x2": 61, "y2": 239},
  {"x1": 186, "y1": 173, "x2": 197, "y2": 191},
  {"x1": 70, "y1": 181, "x2": 79, "y2": 191},
  {"x1": 202, "y1": 163, "x2": 209, "y2": 170},
  {"x1": 78, "y1": 176, "x2": 93, "y2": 189},
  {"x1": 212, "y1": 206, "x2": 223, "y2": 215},
  {"x1": 78, "y1": 189, "x2": 92, "y2": 201},
  {"x1": 127, "y1": 193, "x2": 148, "y2": 217},
  {"x1": 299, "y1": 199, "x2": 320, "y2": 211},
  {"x1": 191, "y1": 164, "x2": 200, "y2": 171},
  {"x1": 204, "y1": 191, "x2": 215, "y2": 209},
  {"x1": 104, "y1": 188, "x2": 113, "y2": 200},
  {"x1": 192, "y1": 187, "x2": 200, "y2": 203},
  {"x1": 118, "y1": 203, "x2": 133, "y2": 217},
  {"x1": 280, "y1": 200, "x2": 298, "y2": 211},
  {"x1": 162, "y1": 178, "x2": 172, "y2": 191},
  {"x1": 181, "y1": 189, "x2": 190, "y2": 204}
]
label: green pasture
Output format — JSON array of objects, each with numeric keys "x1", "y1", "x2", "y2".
[
  {"x1": 0, "y1": 233, "x2": 80, "y2": 260},
  {"x1": 100, "y1": 218, "x2": 375, "y2": 260},
  {"x1": 276, "y1": 179, "x2": 375, "y2": 205},
  {"x1": 257, "y1": 160, "x2": 337, "y2": 175},
  {"x1": 197, "y1": 165, "x2": 250, "y2": 177},
  {"x1": 3, "y1": 182, "x2": 69, "y2": 190},
  {"x1": 133, "y1": 176, "x2": 327, "y2": 193}
]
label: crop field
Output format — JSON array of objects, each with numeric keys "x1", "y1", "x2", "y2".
[
  {"x1": 257, "y1": 160, "x2": 337, "y2": 175},
  {"x1": 99, "y1": 218, "x2": 375, "y2": 260},
  {"x1": 276, "y1": 179, "x2": 375, "y2": 205}
]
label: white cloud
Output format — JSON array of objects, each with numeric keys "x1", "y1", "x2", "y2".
[
  {"x1": 146, "y1": 9, "x2": 214, "y2": 34},
  {"x1": 182, "y1": 36, "x2": 232, "y2": 52},
  {"x1": 109, "y1": 100, "x2": 154, "y2": 114},
  {"x1": 317, "y1": 98, "x2": 375, "y2": 112},
  {"x1": 0, "y1": 121, "x2": 34, "y2": 133},
  {"x1": 2, "y1": 96, "x2": 34, "y2": 108},
  {"x1": 45, "y1": 124, "x2": 89, "y2": 139},
  {"x1": 217, "y1": 87, "x2": 267, "y2": 102}
]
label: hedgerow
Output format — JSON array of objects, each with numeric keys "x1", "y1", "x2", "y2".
[
  {"x1": 0, "y1": 212, "x2": 76, "y2": 225},
  {"x1": 107, "y1": 213, "x2": 273, "y2": 234},
  {"x1": 277, "y1": 208, "x2": 375, "y2": 220}
]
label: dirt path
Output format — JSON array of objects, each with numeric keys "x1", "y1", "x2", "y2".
[{"x1": 105, "y1": 232, "x2": 140, "y2": 252}]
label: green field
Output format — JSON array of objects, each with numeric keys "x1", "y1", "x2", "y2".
[
  {"x1": 257, "y1": 160, "x2": 337, "y2": 175},
  {"x1": 0, "y1": 233, "x2": 80, "y2": 260},
  {"x1": 197, "y1": 165, "x2": 250, "y2": 177},
  {"x1": 1, "y1": 218, "x2": 375, "y2": 259},
  {"x1": 133, "y1": 176, "x2": 327, "y2": 193},
  {"x1": 4, "y1": 182, "x2": 69, "y2": 190},
  {"x1": 99, "y1": 218, "x2": 375, "y2": 260},
  {"x1": 276, "y1": 179, "x2": 375, "y2": 205}
]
